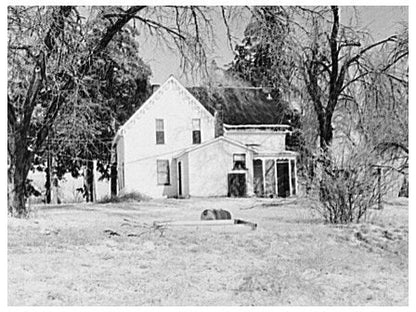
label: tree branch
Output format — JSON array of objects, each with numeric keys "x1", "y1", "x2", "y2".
[
  {"x1": 385, "y1": 73, "x2": 408, "y2": 86},
  {"x1": 343, "y1": 35, "x2": 397, "y2": 71},
  {"x1": 376, "y1": 142, "x2": 408, "y2": 155},
  {"x1": 340, "y1": 70, "x2": 370, "y2": 93},
  {"x1": 9, "y1": 45, "x2": 36, "y2": 59},
  {"x1": 191, "y1": 6, "x2": 200, "y2": 44},
  {"x1": 93, "y1": 6, "x2": 146, "y2": 55},
  {"x1": 326, "y1": 6, "x2": 340, "y2": 117},
  {"x1": 36, "y1": 6, "x2": 147, "y2": 152},
  {"x1": 381, "y1": 51, "x2": 408, "y2": 72},
  {"x1": 133, "y1": 15, "x2": 186, "y2": 40},
  {"x1": 8, "y1": 96, "x2": 16, "y2": 130},
  {"x1": 79, "y1": 6, "x2": 146, "y2": 76},
  {"x1": 21, "y1": 51, "x2": 46, "y2": 133},
  {"x1": 34, "y1": 93, "x2": 64, "y2": 153}
]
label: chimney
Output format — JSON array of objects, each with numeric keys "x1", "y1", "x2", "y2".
[
  {"x1": 214, "y1": 103, "x2": 224, "y2": 138},
  {"x1": 151, "y1": 84, "x2": 160, "y2": 94}
]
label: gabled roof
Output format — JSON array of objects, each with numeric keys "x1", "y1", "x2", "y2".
[
  {"x1": 112, "y1": 75, "x2": 214, "y2": 146},
  {"x1": 112, "y1": 75, "x2": 297, "y2": 146},
  {"x1": 174, "y1": 136, "x2": 256, "y2": 159}
]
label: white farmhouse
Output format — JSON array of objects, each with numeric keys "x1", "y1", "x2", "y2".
[{"x1": 112, "y1": 75, "x2": 298, "y2": 198}]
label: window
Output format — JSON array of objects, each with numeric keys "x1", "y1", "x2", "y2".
[
  {"x1": 157, "y1": 160, "x2": 170, "y2": 185},
  {"x1": 233, "y1": 154, "x2": 246, "y2": 170},
  {"x1": 192, "y1": 118, "x2": 201, "y2": 144},
  {"x1": 156, "y1": 119, "x2": 165, "y2": 144}
]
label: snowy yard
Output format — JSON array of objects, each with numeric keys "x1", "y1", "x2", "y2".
[{"x1": 8, "y1": 197, "x2": 408, "y2": 306}]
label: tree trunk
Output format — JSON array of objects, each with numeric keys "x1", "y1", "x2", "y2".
[
  {"x1": 8, "y1": 6, "x2": 146, "y2": 215},
  {"x1": 45, "y1": 144, "x2": 51, "y2": 204},
  {"x1": 8, "y1": 126, "x2": 33, "y2": 217},
  {"x1": 110, "y1": 162, "x2": 117, "y2": 197},
  {"x1": 84, "y1": 161, "x2": 95, "y2": 202},
  {"x1": 10, "y1": 168, "x2": 28, "y2": 217},
  {"x1": 398, "y1": 175, "x2": 408, "y2": 197},
  {"x1": 8, "y1": 150, "x2": 32, "y2": 217},
  {"x1": 319, "y1": 115, "x2": 334, "y2": 150}
]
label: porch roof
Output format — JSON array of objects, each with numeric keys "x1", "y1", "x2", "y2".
[{"x1": 253, "y1": 150, "x2": 299, "y2": 159}]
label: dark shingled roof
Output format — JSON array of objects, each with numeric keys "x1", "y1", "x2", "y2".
[{"x1": 186, "y1": 87, "x2": 293, "y2": 125}]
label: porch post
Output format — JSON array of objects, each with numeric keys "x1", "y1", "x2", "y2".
[
  {"x1": 288, "y1": 158, "x2": 293, "y2": 196},
  {"x1": 274, "y1": 158, "x2": 278, "y2": 196},
  {"x1": 294, "y1": 158, "x2": 298, "y2": 195},
  {"x1": 262, "y1": 158, "x2": 266, "y2": 196}
]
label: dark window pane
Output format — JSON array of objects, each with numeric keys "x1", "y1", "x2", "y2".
[
  {"x1": 156, "y1": 119, "x2": 165, "y2": 144},
  {"x1": 192, "y1": 130, "x2": 201, "y2": 144},
  {"x1": 156, "y1": 131, "x2": 165, "y2": 144}
]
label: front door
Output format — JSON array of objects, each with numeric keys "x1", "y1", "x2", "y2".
[
  {"x1": 228, "y1": 173, "x2": 246, "y2": 197},
  {"x1": 253, "y1": 159, "x2": 264, "y2": 196},
  {"x1": 265, "y1": 159, "x2": 276, "y2": 197}
]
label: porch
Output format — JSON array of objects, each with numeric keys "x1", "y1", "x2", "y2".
[{"x1": 252, "y1": 151, "x2": 298, "y2": 198}]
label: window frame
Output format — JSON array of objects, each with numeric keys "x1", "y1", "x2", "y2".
[{"x1": 233, "y1": 153, "x2": 247, "y2": 170}]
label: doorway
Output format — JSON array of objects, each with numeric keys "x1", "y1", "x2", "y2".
[
  {"x1": 276, "y1": 160, "x2": 290, "y2": 197},
  {"x1": 178, "y1": 161, "x2": 182, "y2": 197},
  {"x1": 228, "y1": 173, "x2": 246, "y2": 197},
  {"x1": 253, "y1": 159, "x2": 264, "y2": 196}
]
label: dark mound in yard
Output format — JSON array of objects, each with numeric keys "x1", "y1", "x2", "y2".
[{"x1": 201, "y1": 209, "x2": 232, "y2": 220}]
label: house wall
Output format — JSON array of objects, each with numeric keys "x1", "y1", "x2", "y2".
[
  {"x1": 225, "y1": 131, "x2": 287, "y2": 151},
  {"x1": 115, "y1": 135, "x2": 125, "y2": 192},
  {"x1": 187, "y1": 140, "x2": 254, "y2": 197},
  {"x1": 120, "y1": 157, "x2": 175, "y2": 198},
  {"x1": 121, "y1": 78, "x2": 215, "y2": 198}
]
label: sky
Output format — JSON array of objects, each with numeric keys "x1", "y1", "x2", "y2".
[{"x1": 137, "y1": 6, "x2": 408, "y2": 86}]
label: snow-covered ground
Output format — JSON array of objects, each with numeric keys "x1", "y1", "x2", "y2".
[{"x1": 8, "y1": 196, "x2": 408, "y2": 305}]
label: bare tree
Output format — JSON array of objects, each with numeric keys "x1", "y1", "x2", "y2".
[
  {"x1": 294, "y1": 6, "x2": 401, "y2": 151},
  {"x1": 7, "y1": 6, "x2": 221, "y2": 217},
  {"x1": 228, "y1": 6, "x2": 408, "y2": 221}
]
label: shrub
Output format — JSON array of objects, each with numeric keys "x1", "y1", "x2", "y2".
[
  {"x1": 313, "y1": 150, "x2": 391, "y2": 224},
  {"x1": 98, "y1": 192, "x2": 150, "y2": 204}
]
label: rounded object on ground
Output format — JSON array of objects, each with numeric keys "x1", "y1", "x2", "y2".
[
  {"x1": 201, "y1": 209, "x2": 232, "y2": 220},
  {"x1": 214, "y1": 209, "x2": 232, "y2": 220},
  {"x1": 201, "y1": 209, "x2": 216, "y2": 220}
]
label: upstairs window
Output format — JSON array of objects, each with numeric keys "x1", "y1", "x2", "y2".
[
  {"x1": 192, "y1": 118, "x2": 201, "y2": 144},
  {"x1": 233, "y1": 154, "x2": 246, "y2": 170},
  {"x1": 157, "y1": 160, "x2": 170, "y2": 185},
  {"x1": 156, "y1": 119, "x2": 165, "y2": 144}
]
